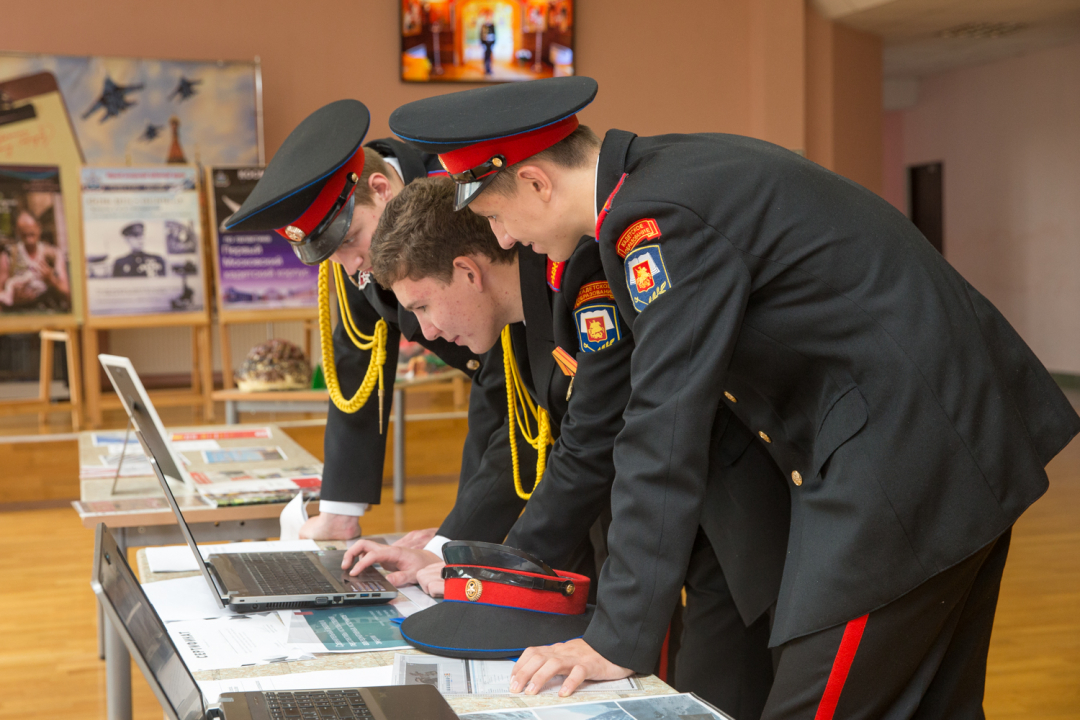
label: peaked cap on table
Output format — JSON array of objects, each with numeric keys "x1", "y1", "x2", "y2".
[
  {"x1": 389, "y1": 76, "x2": 597, "y2": 210},
  {"x1": 224, "y1": 99, "x2": 370, "y2": 265}
]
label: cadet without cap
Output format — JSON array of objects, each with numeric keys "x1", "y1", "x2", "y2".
[
  {"x1": 390, "y1": 76, "x2": 597, "y2": 210},
  {"x1": 224, "y1": 99, "x2": 371, "y2": 265},
  {"x1": 400, "y1": 541, "x2": 593, "y2": 659}
]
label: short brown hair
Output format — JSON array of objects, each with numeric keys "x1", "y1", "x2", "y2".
[
  {"x1": 482, "y1": 124, "x2": 600, "y2": 197},
  {"x1": 371, "y1": 176, "x2": 516, "y2": 287},
  {"x1": 353, "y1": 148, "x2": 395, "y2": 207}
]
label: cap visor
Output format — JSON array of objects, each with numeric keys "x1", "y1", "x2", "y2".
[
  {"x1": 400, "y1": 601, "x2": 593, "y2": 659},
  {"x1": 454, "y1": 175, "x2": 498, "y2": 212},
  {"x1": 294, "y1": 193, "x2": 355, "y2": 265}
]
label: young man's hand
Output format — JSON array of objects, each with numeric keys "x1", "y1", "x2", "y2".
[
  {"x1": 510, "y1": 639, "x2": 633, "y2": 697},
  {"x1": 298, "y1": 512, "x2": 361, "y2": 540},
  {"x1": 341, "y1": 540, "x2": 440, "y2": 586},
  {"x1": 393, "y1": 527, "x2": 439, "y2": 549},
  {"x1": 415, "y1": 561, "x2": 446, "y2": 597}
]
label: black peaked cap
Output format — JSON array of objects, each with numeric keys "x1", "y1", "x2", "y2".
[
  {"x1": 390, "y1": 76, "x2": 597, "y2": 154},
  {"x1": 225, "y1": 99, "x2": 370, "y2": 232}
]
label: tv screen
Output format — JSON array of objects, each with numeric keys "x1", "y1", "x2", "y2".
[{"x1": 401, "y1": 0, "x2": 574, "y2": 83}]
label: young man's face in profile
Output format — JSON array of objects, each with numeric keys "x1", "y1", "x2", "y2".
[{"x1": 391, "y1": 257, "x2": 504, "y2": 354}]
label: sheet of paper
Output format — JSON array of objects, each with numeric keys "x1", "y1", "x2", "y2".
[
  {"x1": 458, "y1": 693, "x2": 728, "y2": 720},
  {"x1": 202, "y1": 446, "x2": 287, "y2": 464},
  {"x1": 91, "y1": 432, "x2": 141, "y2": 447},
  {"x1": 279, "y1": 492, "x2": 309, "y2": 541},
  {"x1": 143, "y1": 575, "x2": 232, "y2": 622},
  {"x1": 393, "y1": 584, "x2": 438, "y2": 616},
  {"x1": 285, "y1": 605, "x2": 409, "y2": 653},
  {"x1": 391, "y1": 655, "x2": 642, "y2": 696},
  {"x1": 145, "y1": 539, "x2": 320, "y2": 573},
  {"x1": 167, "y1": 614, "x2": 308, "y2": 672},
  {"x1": 172, "y1": 439, "x2": 221, "y2": 451},
  {"x1": 173, "y1": 428, "x2": 273, "y2": 442},
  {"x1": 198, "y1": 666, "x2": 394, "y2": 705}
]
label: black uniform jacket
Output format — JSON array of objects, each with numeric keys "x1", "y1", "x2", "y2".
[
  {"x1": 505, "y1": 242, "x2": 790, "y2": 633},
  {"x1": 586, "y1": 128, "x2": 1080, "y2": 671},
  {"x1": 322, "y1": 139, "x2": 503, "y2": 540}
]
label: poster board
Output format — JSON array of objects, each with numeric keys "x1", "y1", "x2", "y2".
[
  {"x1": 205, "y1": 166, "x2": 319, "y2": 324},
  {"x1": 0, "y1": 72, "x2": 85, "y2": 328},
  {"x1": 0, "y1": 52, "x2": 262, "y2": 167},
  {"x1": 80, "y1": 165, "x2": 210, "y2": 326}
]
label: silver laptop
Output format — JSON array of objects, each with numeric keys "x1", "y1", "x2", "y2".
[
  {"x1": 91, "y1": 523, "x2": 458, "y2": 720},
  {"x1": 98, "y1": 353, "x2": 397, "y2": 612}
]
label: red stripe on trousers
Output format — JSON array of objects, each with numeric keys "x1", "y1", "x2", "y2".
[{"x1": 814, "y1": 614, "x2": 869, "y2": 720}]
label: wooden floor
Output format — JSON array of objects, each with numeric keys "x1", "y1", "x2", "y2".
[{"x1": 0, "y1": 408, "x2": 1078, "y2": 718}]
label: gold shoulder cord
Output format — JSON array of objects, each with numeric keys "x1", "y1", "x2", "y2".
[
  {"x1": 501, "y1": 326, "x2": 553, "y2": 499},
  {"x1": 318, "y1": 261, "x2": 389, "y2": 431}
]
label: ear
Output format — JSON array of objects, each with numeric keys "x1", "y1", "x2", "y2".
[
  {"x1": 453, "y1": 255, "x2": 485, "y2": 292},
  {"x1": 368, "y1": 173, "x2": 395, "y2": 203},
  {"x1": 515, "y1": 164, "x2": 554, "y2": 203}
]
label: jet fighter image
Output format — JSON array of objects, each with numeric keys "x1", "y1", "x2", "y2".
[
  {"x1": 169, "y1": 77, "x2": 202, "y2": 102},
  {"x1": 139, "y1": 123, "x2": 164, "y2": 142},
  {"x1": 82, "y1": 77, "x2": 144, "y2": 122}
]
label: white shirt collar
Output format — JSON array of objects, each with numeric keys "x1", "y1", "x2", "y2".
[
  {"x1": 593, "y1": 153, "x2": 601, "y2": 228},
  {"x1": 383, "y1": 156, "x2": 404, "y2": 183}
]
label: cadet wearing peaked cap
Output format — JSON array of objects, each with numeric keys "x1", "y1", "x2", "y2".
[
  {"x1": 388, "y1": 77, "x2": 1080, "y2": 718},
  {"x1": 225, "y1": 99, "x2": 530, "y2": 547}
]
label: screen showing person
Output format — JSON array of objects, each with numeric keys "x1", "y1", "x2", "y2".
[{"x1": 400, "y1": 0, "x2": 573, "y2": 83}]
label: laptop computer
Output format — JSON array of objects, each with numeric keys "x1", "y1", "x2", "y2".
[
  {"x1": 98, "y1": 353, "x2": 397, "y2": 612},
  {"x1": 91, "y1": 522, "x2": 458, "y2": 720}
]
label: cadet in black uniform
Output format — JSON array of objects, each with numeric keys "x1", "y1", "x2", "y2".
[
  {"x1": 226, "y1": 100, "x2": 524, "y2": 548},
  {"x1": 354, "y1": 177, "x2": 790, "y2": 720},
  {"x1": 387, "y1": 78, "x2": 1080, "y2": 718},
  {"x1": 111, "y1": 222, "x2": 165, "y2": 277}
]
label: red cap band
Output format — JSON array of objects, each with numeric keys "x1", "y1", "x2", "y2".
[
  {"x1": 274, "y1": 146, "x2": 367, "y2": 241},
  {"x1": 443, "y1": 564, "x2": 590, "y2": 615},
  {"x1": 438, "y1": 115, "x2": 580, "y2": 176}
]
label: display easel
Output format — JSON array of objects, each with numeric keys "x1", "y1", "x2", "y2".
[
  {"x1": 80, "y1": 165, "x2": 214, "y2": 427},
  {"x1": 0, "y1": 72, "x2": 87, "y2": 426},
  {"x1": 204, "y1": 166, "x2": 319, "y2": 390}
]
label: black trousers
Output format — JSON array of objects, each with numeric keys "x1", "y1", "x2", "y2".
[
  {"x1": 762, "y1": 528, "x2": 1012, "y2": 720},
  {"x1": 676, "y1": 527, "x2": 775, "y2": 720}
]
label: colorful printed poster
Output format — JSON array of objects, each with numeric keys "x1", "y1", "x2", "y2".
[
  {"x1": 0, "y1": 164, "x2": 73, "y2": 316},
  {"x1": 208, "y1": 167, "x2": 319, "y2": 312},
  {"x1": 0, "y1": 53, "x2": 260, "y2": 166},
  {"x1": 81, "y1": 166, "x2": 205, "y2": 316}
]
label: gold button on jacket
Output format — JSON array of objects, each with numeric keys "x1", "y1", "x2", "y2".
[
  {"x1": 759, "y1": 430, "x2": 772, "y2": 443},
  {"x1": 724, "y1": 391, "x2": 737, "y2": 403},
  {"x1": 466, "y1": 359, "x2": 480, "y2": 371},
  {"x1": 791, "y1": 470, "x2": 803, "y2": 486}
]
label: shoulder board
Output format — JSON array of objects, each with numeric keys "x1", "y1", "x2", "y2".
[
  {"x1": 616, "y1": 218, "x2": 661, "y2": 258},
  {"x1": 595, "y1": 172, "x2": 628, "y2": 238},
  {"x1": 551, "y1": 346, "x2": 578, "y2": 376},
  {"x1": 574, "y1": 280, "x2": 614, "y2": 310},
  {"x1": 547, "y1": 258, "x2": 566, "y2": 291}
]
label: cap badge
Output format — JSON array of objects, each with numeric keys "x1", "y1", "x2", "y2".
[
  {"x1": 284, "y1": 225, "x2": 305, "y2": 243},
  {"x1": 465, "y1": 578, "x2": 483, "y2": 601}
]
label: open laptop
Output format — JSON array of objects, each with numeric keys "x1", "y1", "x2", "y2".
[
  {"x1": 91, "y1": 522, "x2": 458, "y2": 720},
  {"x1": 99, "y1": 353, "x2": 397, "y2": 612}
]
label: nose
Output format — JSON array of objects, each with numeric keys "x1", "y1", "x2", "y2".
[{"x1": 418, "y1": 316, "x2": 440, "y2": 342}]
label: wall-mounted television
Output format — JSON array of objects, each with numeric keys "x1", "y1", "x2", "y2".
[{"x1": 401, "y1": 0, "x2": 574, "y2": 83}]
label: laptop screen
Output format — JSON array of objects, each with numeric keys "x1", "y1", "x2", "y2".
[
  {"x1": 93, "y1": 524, "x2": 205, "y2": 720},
  {"x1": 98, "y1": 355, "x2": 187, "y2": 485}
]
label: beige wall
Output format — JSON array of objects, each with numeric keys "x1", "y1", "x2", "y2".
[
  {"x1": 885, "y1": 41, "x2": 1080, "y2": 375},
  {"x1": 805, "y1": 3, "x2": 883, "y2": 193},
  {"x1": 5, "y1": 0, "x2": 883, "y2": 375}
]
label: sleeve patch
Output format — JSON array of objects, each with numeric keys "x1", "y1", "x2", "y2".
[
  {"x1": 573, "y1": 280, "x2": 615, "y2": 309},
  {"x1": 574, "y1": 302, "x2": 622, "y2": 352},
  {"x1": 624, "y1": 244, "x2": 670, "y2": 311},
  {"x1": 615, "y1": 218, "x2": 661, "y2": 258}
]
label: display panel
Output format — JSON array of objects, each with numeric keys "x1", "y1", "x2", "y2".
[{"x1": 401, "y1": 0, "x2": 574, "y2": 83}]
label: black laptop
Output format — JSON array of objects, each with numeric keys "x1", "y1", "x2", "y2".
[
  {"x1": 91, "y1": 522, "x2": 458, "y2": 720},
  {"x1": 98, "y1": 353, "x2": 397, "y2": 612}
]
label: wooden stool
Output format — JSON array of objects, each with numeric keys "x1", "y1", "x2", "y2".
[{"x1": 37, "y1": 328, "x2": 82, "y2": 430}]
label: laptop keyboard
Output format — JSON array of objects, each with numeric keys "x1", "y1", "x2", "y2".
[
  {"x1": 235, "y1": 552, "x2": 337, "y2": 595},
  {"x1": 264, "y1": 690, "x2": 374, "y2": 720}
]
